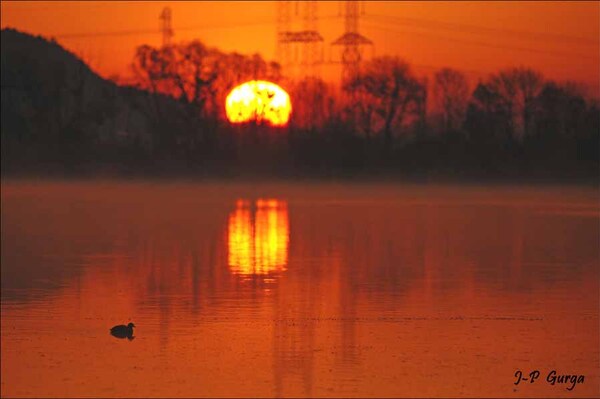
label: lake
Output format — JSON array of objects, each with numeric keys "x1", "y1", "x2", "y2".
[{"x1": 1, "y1": 181, "x2": 598, "y2": 397}]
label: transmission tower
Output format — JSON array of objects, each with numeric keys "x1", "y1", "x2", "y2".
[
  {"x1": 159, "y1": 7, "x2": 174, "y2": 47},
  {"x1": 276, "y1": 1, "x2": 292, "y2": 69},
  {"x1": 332, "y1": 0, "x2": 373, "y2": 83},
  {"x1": 276, "y1": 1, "x2": 323, "y2": 80},
  {"x1": 302, "y1": 1, "x2": 321, "y2": 77}
]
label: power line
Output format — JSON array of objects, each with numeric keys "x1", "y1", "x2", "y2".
[
  {"x1": 53, "y1": 20, "x2": 273, "y2": 39},
  {"x1": 55, "y1": 28, "x2": 159, "y2": 39},
  {"x1": 410, "y1": 63, "x2": 490, "y2": 78},
  {"x1": 365, "y1": 14, "x2": 599, "y2": 47},
  {"x1": 53, "y1": 15, "x2": 342, "y2": 40},
  {"x1": 361, "y1": 21, "x2": 599, "y2": 62}
]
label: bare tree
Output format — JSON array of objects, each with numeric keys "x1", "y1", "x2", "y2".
[
  {"x1": 345, "y1": 56, "x2": 424, "y2": 148},
  {"x1": 433, "y1": 68, "x2": 469, "y2": 133},
  {"x1": 290, "y1": 77, "x2": 334, "y2": 131},
  {"x1": 131, "y1": 41, "x2": 220, "y2": 116},
  {"x1": 210, "y1": 52, "x2": 281, "y2": 121},
  {"x1": 132, "y1": 42, "x2": 282, "y2": 123},
  {"x1": 344, "y1": 73, "x2": 377, "y2": 141},
  {"x1": 488, "y1": 67, "x2": 544, "y2": 139}
]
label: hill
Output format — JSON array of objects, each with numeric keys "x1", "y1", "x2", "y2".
[{"x1": 1, "y1": 28, "x2": 183, "y2": 175}]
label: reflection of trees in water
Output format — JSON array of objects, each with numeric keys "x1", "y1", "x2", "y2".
[
  {"x1": 272, "y1": 277, "x2": 317, "y2": 397},
  {"x1": 1, "y1": 187, "x2": 138, "y2": 302},
  {"x1": 284, "y1": 199, "x2": 598, "y2": 311},
  {"x1": 266, "y1": 199, "x2": 598, "y2": 395}
]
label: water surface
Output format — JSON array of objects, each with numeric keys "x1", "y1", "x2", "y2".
[{"x1": 1, "y1": 181, "x2": 598, "y2": 397}]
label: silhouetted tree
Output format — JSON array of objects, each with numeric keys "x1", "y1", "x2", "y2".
[
  {"x1": 465, "y1": 67, "x2": 544, "y2": 148},
  {"x1": 488, "y1": 67, "x2": 544, "y2": 140},
  {"x1": 433, "y1": 68, "x2": 469, "y2": 133},
  {"x1": 131, "y1": 42, "x2": 282, "y2": 125},
  {"x1": 211, "y1": 52, "x2": 281, "y2": 121},
  {"x1": 345, "y1": 56, "x2": 425, "y2": 149},
  {"x1": 289, "y1": 77, "x2": 336, "y2": 131},
  {"x1": 530, "y1": 81, "x2": 599, "y2": 168},
  {"x1": 534, "y1": 82, "x2": 587, "y2": 139},
  {"x1": 132, "y1": 41, "x2": 219, "y2": 115},
  {"x1": 465, "y1": 81, "x2": 512, "y2": 144}
]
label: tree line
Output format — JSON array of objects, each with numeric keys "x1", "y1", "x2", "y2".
[
  {"x1": 1, "y1": 30, "x2": 598, "y2": 179},
  {"x1": 126, "y1": 39, "x2": 598, "y2": 179}
]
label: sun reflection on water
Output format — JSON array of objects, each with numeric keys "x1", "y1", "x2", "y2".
[{"x1": 228, "y1": 199, "x2": 289, "y2": 276}]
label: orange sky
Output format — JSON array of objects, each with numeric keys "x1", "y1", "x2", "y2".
[{"x1": 1, "y1": 1, "x2": 599, "y2": 93}]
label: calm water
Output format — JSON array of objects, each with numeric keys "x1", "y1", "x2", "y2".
[{"x1": 1, "y1": 181, "x2": 598, "y2": 398}]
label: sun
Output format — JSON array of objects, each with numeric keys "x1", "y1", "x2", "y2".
[{"x1": 225, "y1": 80, "x2": 292, "y2": 127}]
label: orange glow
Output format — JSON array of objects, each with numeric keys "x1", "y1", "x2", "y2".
[
  {"x1": 0, "y1": 2, "x2": 598, "y2": 91},
  {"x1": 2, "y1": 182, "x2": 599, "y2": 397},
  {"x1": 225, "y1": 81, "x2": 292, "y2": 126},
  {"x1": 227, "y1": 199, "x2": 289, "y2": 275}
]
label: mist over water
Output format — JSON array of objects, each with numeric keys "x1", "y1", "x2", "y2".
[{"x1": 1, "y1": 181, "x2": 598, "y2": 397}]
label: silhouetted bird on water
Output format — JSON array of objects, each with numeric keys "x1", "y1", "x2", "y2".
[{"x1": 110, "y1": 322, "x2": 135, "y2": 340}]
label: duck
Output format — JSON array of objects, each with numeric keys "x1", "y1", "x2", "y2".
[{"x1": 110, "y1": 322, "x2": 135, "y2": 340}]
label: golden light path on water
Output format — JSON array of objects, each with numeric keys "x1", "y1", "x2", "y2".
[
  {"x1": 227, "y1": 199, "x2": 289, "y2": 275},
  {"x1": 225, "y1": 81, "x2": 292, "y2": 126}
]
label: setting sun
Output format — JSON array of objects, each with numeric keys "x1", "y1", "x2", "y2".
[{"x1": 225, "y1": 80, "x2": 292, "y2": 126}]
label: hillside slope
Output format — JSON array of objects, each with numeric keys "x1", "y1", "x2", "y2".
[{"x1": 1, "y1": 28, "x2": 178, "y2": 174}]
